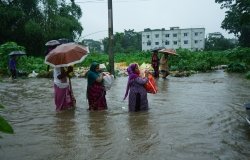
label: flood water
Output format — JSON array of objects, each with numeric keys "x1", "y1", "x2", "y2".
[{"x1": 1, "y1": 70, "x2": 250, "y2": 160}]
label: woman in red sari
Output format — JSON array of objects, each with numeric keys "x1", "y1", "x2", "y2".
[
  {"x1": 87, "y1": 62, "x2": 107, "y2": 111},
  {"x1": 151, "y1": 51, "x2": 160, "y2": 78}
]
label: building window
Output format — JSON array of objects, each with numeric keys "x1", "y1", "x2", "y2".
[
  {"x1": 155, "y1": 42, "x2": 159, "y2": 45},
  {"x1": 184, "y1": 40, "x2": 188, "y2": 44},
  {"x1": 147, "y1": 41, "x2": 151, "y2": 46},
  {"x1": 184, "y1": 33, "x2": 188, "y2": 36},
  {"x1": 155, "y1": 34, "x2": 159, "y2": 38},
  {"x1": 146, "y1": 35, "x2": 150, "y2": 38},
  {"x1": 165, "y1": 34, "x2": 170, "y2": 37},
  {"x1": 194, "y1": 40, "x2": 198, "y2": 44},
  {"x1": 165, "y1": 41, "x2": 170, "y2": 45},
  {"x1": 173, "y1": 41, "x2": 177, "y2": 45},
  {"x1": 173, "y1": 33, "x2": 177, "y2": 37},
  {"x1": 195, "y1": 32, "x2": 198, "y2": 36}
]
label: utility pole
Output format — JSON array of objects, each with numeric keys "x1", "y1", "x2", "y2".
[{"x1": 108, "y1": 0, "x2": 114, "y2": 75}]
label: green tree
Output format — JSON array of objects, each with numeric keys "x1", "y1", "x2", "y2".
[
  {"x1": 0, "y1": 0, "x2": 83, "y2": 56},
  {"x1": 102, "y1": 29, "x2": 142, "y2": 53},
  {"x1": 205, "y1": 35, "x2": 236, "y2": 50},
  {"x1": 215, "y1": 0, "x2": 250, "y2": 47},
  {"x1": 0, "y1": 104, "x2": 14, "y2": 137},
  {"x1": 82, "y1": 39, "x2": 102, "y2": 53}
]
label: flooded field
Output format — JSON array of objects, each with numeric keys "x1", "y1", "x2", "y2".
[{"x1": 1, "y1": 70, "x2": 250, "y2": 160}]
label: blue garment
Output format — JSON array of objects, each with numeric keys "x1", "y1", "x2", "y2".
[
  {"x1": 9, "y1": 58, "x2": 16, "y2": 70},
  {"x1": 87, "y1": 62, "x2": 100, "y2": 87}
]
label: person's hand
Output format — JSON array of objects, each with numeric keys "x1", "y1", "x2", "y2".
[{"x1": 144, "y1": 70, "x2": 150, "y2": 77}]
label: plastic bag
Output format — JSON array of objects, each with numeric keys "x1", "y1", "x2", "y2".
[
  {"x1": 144, "y1": 73, "x2": 158, "y2": 94},
  {"x1": 103, "y1": 74, "x2": 114, "y2": 91}
]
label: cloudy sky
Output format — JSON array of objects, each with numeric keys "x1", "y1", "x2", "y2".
[{"x1": 77, "y1": 0, "x2": 235, "y2": 41}]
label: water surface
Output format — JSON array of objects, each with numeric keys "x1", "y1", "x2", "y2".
[{"x1": 1, "y1": 70, "x2": 250, "y2": 160}]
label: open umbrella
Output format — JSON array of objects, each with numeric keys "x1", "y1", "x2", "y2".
[
  {"x1": 150, "y1": 47, "x2": 164, "y2": 52},
  {"x1": 159, "y1": 48, "x2": 177, "y2": 55},
  {"x1": 44, "y1": 43, "x2": 88, "y2": 68},
  {"x1": 58, "y1": 38, "x2": 73, "y2": 44},
  {"x1": 45, "y1": 40, "x2": 60, "y2": 46},
  {"x1": 9, "y1": 51, "x2": 26, "y2": 56}
]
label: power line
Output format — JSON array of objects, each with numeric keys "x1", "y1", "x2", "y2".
[
  {"x1": 75, "y1": 0, "x2": 151, "y2": 4},
  {"x1": 81, "y1": 30, "x2": 108, "y2": 39}
]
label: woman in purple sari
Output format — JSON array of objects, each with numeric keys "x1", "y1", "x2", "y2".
[
  {"x1": 124, "y1": 63, "x2": 149, "y2": 112},
  {"x1": 87, "y1": 62, "x2": 107, "y2": 111}
]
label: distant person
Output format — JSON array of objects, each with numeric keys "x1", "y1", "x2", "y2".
[
  {"x1": 151, "y1": 50, "x2": 160, "y2": 78},
  {"x1": 124, "y1": 63, "x2": 149, "y2": 112},
  {"x1": 53, "y1": 66, "x2": 75, "y2": 111},
  {"x1": 86, "y1": 62, "x2": 107, "y2": 111},
  {"x1": 45, "y1": 45, "x2": 58, "y2": 71},
  {"x1": 159, "y1": 54, "x2": 170, "y2": 78},
  {"x1": 8, "y1": 55, "x2": 17, "y2": 79}
]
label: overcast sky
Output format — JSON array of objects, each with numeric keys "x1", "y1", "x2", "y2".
[{"x1": 77, "y1": 0, "x2": 235, "y2": 41}]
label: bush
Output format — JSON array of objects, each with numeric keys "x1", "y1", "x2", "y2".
[
  {"x1": 246, "y1": 71, "x2": 250, "y2": 79},
  {"x1": 227, "y1": 62, "x2": 247, "y2": 73}
]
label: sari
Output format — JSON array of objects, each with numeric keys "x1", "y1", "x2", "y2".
[
  {"x1": 151, "y1": 52, "x2": 159, "y2": 78},
  {"x1": 124, "y1": 64, "x2": 149, "y2": 112},
  {"x1": 53, "y1": 67, "x2": 75, "y2": 111}
]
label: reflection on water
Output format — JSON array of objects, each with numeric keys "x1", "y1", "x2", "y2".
[
  {"x1": 55, "y1": 111, "x2": 76, "y2": 150},
  {"x1": 1, "y1": 71, "x2": 250, "y2": 160}
]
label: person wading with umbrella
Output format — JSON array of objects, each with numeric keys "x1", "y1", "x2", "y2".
[
  {"x1": 53, "y1": 66, "x2": 75, "y2": 111},
  {"x1": 45, "y1": 43, "x2": 88, "y2": 111},
  {"x1": 8, "y1": 51, "x2": 26, "y2": 79},
  {"x1": 159, "y1": 48, "x2": 177, "y2": 79},
  {"x1": 151, "y1": 50, "x2": 160, "y2": 78},
  {"x1": 8, "y1": 55, "x2": 17, "y2": 79},
  {"x1": 44, "y1": 40, "x2": 61, "y2": 71}
]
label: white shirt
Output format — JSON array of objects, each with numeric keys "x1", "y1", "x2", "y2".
[{"x1": 53, "y1": 68, "x2": 69, "y2": 88}]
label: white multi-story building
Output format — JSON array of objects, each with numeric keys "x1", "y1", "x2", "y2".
[{"x1": 141, "y1": 27, "x2": 205, "y2": 51}]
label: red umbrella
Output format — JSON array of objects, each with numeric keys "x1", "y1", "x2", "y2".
[
  {"x1": 45, "y1": 43, "x2": 89, "y2": 67},
  {"x1": 159, "y1": 48, "x2": 177, "y2": 55}
]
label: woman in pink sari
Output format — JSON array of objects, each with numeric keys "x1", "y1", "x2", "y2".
[{"x1": 53, "y1": 66, "x2": 75, "y2": 111}]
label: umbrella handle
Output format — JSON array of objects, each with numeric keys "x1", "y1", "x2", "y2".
[{"x1": 68, "y1": 77, "x2": 76, "y2": 107}]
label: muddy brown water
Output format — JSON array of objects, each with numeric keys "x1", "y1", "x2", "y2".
[{"x1": 1, "y1": 70, "x2": 250, "y2": 160}]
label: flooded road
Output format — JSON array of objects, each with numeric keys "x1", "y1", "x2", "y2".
[{"x1": 1, "y1": 70, "x2": 250, "y2": 160}]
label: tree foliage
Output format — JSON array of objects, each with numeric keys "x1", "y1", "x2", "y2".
[
  {"x1": 205, "y1": 36, "x2": 236, "y2": 51},
  {"x1": 102, "y1": 29, "x2": 142, "y2": 54},
  {"x1": 0, "y1": 104, "x2": 14, "y2": 136},
  {"x1": 0, "y1": 0, "x2": 83, "y2": 56},
  {"x1": 215, "y1": 0, "x2": 250, "y2": 47}
]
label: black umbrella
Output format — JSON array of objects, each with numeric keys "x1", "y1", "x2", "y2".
[
  {"x1": 150, "y1": 47, "x2": 165, "y2": 52},
  {"x1": 45, "y1": 40, "x2": 60, "y2": 46},
  {"x1": 58, "y1": 38, "x2": 74, "y2": 44},
  {"x1": 9, "y1": 51, "x2": 26, "y2": 56}
]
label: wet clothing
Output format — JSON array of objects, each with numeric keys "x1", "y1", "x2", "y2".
[
  {"x1": 53, "y1": 67, "x2": 75, "y2": 111},
  {"x1": 128, "y1": 77, "x2": 149, "y2": 112},
  {"x1": 159, "y1": 55, "x2": 170, "y2": 78},
  {"x1": 9, "y1": 58, "x2": 17, "y2": 79},
  {"x1": 151, "y1": 53, "x2": 159, "y2": 78},
  {"x1": 124, "y1": 64, "x2": 149, "y2": 112},
  {"x1": 87, "y1": 62, "x2": 107, "y2": 111},
  {"x1": 54, "y1": 84, "x2": 75, "y2": 111}
]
